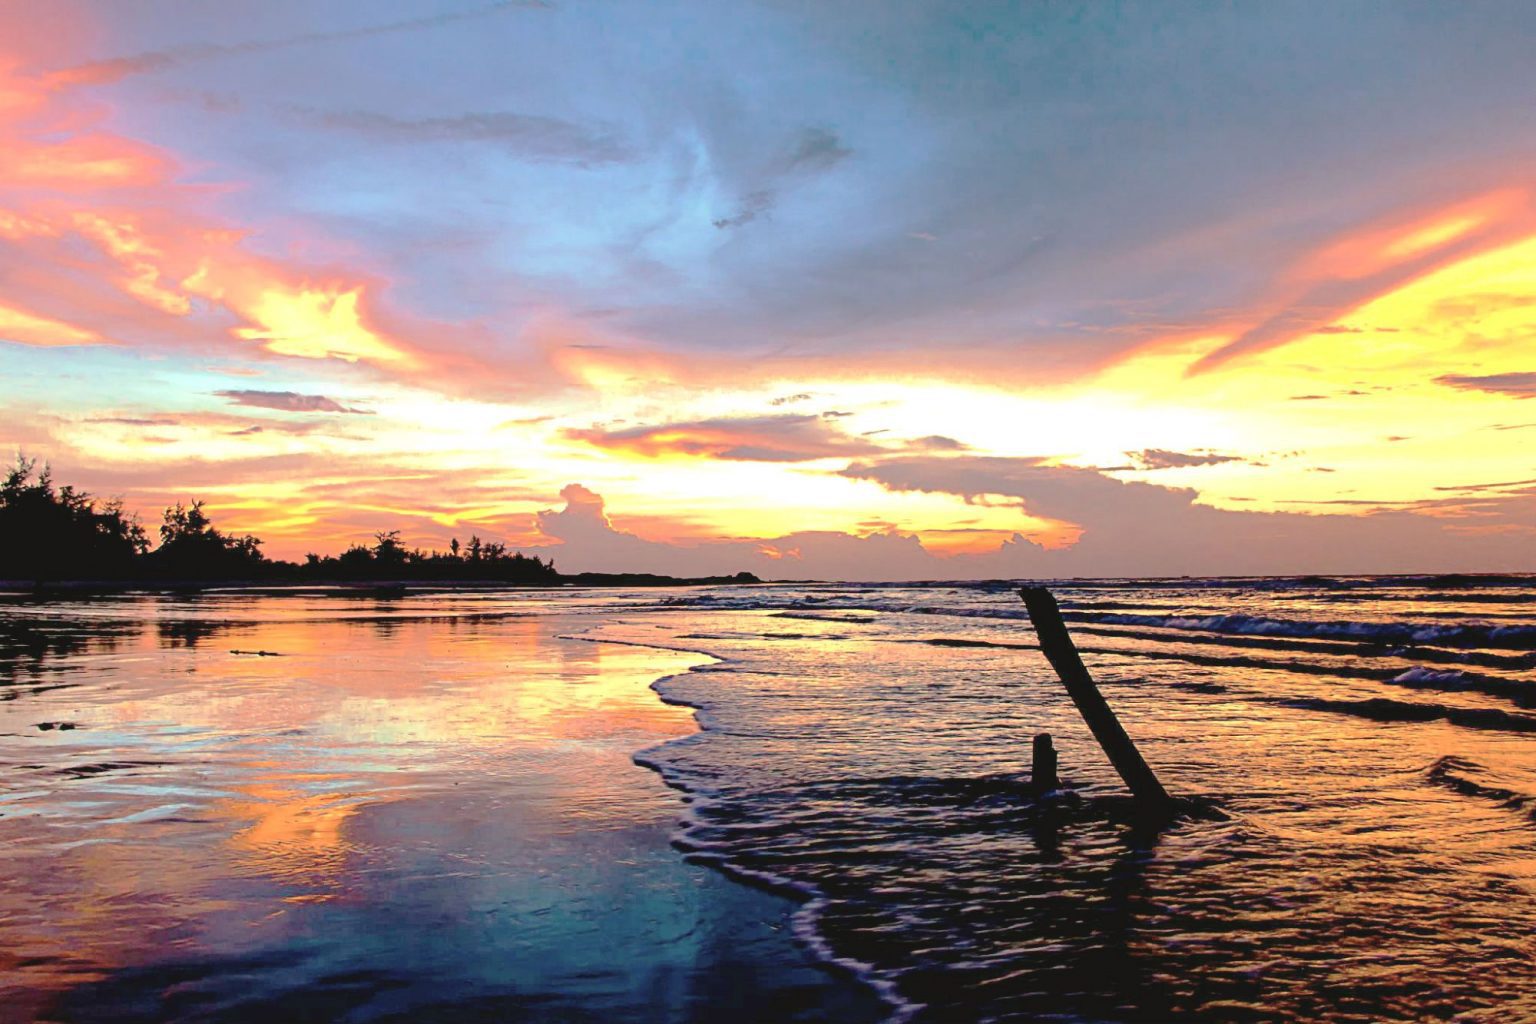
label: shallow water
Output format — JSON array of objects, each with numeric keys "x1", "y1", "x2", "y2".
[
  {"x1": 582, "y1": 577, "x2": 1536, "y2": 1023},
  {"x1": 0, "y1": 591, "x2": 884, "y2": 1023},
  {"x1": 4, "y1": 578, "x2": 1536, "y2": 1022}
]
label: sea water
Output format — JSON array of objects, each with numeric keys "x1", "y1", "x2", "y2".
[{"x1": 3, "y1": 578, "x2": 1535, "y2": 1022}]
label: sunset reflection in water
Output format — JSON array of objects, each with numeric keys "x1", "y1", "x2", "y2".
[{"x1": 1, "y1": 591, "x2": 881, "y2": 1023}]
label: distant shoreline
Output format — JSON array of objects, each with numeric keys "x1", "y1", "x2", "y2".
[
  {"x1": 5, "y1": 570, "x2": 1531, "y2": 596},
  {"x1": 0, "y1": 571, "x2": 765, "y2": 595}
]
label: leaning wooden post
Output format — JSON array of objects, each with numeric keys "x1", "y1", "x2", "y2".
[{"x1": 1019, "y1": 586, "x2": 1173, "y2": 810}]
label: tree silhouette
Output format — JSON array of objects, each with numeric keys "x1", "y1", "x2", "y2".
[
  {"x1": 146, "y1": 500, "x2": 266, "y2": 579},
  {"x1": 372, "y1": 530, "x2": 407, "y2": 570},
  {"x1": 0, "y1": 457, "x2": 147, "y2": 581}
]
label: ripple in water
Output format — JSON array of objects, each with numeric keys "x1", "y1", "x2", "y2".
[{"x1": 601, "y1": 577, "x2": 1536, "y2": 1022}]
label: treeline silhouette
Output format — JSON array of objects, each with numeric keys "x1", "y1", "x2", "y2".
[
  {"x1": 306, "y1": 531, "x2": 558, "y2": 584},
  {"x1": 1, "y1": 458, "x2": 558, "y2": 585}
]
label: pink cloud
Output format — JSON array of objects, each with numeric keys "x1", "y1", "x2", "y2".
[
  {"x1": 564, "y1": 414, "x2": 887, "y2": 462},
  {"x1": 0, "y1": 46, "x2": 570, "y2": 400}
]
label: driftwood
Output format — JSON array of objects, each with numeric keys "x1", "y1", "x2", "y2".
[{"x1": 1019, "y1": 586, "x2": 1173, "y2": 810}]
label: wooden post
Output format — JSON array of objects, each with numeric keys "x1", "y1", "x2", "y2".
[
  {"x1": 1019, "y1": 586, "x2": 1173, "y2": 810},
  {"x1": 1031, "y1": 732, "x2": 1059, "y2": 792}
]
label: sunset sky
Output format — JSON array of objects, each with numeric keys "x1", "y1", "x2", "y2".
[{"x1": 2, "y1": 0, "x2": 1534, "y2": 578}]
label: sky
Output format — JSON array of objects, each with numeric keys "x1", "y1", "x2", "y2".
[{"x1": 1, "y1": 0, "x2": 1534, "y2": 579}]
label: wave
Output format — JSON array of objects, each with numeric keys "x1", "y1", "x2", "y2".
[
  {"x1": 1384, "y1": 667, "x2": 1536, "y2": 708},
  {"x1": 947, "y1": 574, "x2": 1535, "y2": 592},
  {"x1": 1075, "y1": 611, "x2": 1536, "y2": 651},
  {"x1": 1068, "y1": 623, "x2": 1536, "y2": 671},
  {"x1": 1424, "y1": 755, "x2": 1536, "y2": 824},
  {"x1": 652, "y1": 591, "x2": 1536, "y2": 659},
  {"x1": 1287, "y1": 590, "x2": 1536, "y2": 607},
  {"x1": 1391, "y1": 667, "x2": 1470, "y2": 685},
  {"x1": 1274, "y1": 696, "x2": 1536, "y2": 733},
  {"x1": 633, "y1": 667, "x2": 922, "y2": 1024},
  {"x1": 902, "y1": 635, "x2": 1536, "y2": 708},
  {"x1": 618, "y1": 589, "x2": 1536, "y2": 1022},
  {"x1": 771, "y1": 612, "x2": 880, "y2": 625}
]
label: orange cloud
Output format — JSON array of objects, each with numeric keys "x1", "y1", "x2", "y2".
[
  {"x1": 1298, "y1": 190, "x2": 1526, "y2": 281},
  {"x1": 70, "y1": 211, "x2": 193, "y2": 315},
  {"x1": 1190, "y1": 187, "x2": 1536, "y2": 373},
  {"x1": 0, "y1": 300, "x2": 104, "y2": 347},
  {"x1": 229, "y1": 285, "x2": 416, "y2": 366},
  {"x1": 0, "y1": 131, "x2": 170, "y2": 190},
  {"x1": 0, "y1": 58, "x2": 172, "y2": 189}
]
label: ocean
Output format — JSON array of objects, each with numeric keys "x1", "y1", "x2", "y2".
[{"x1": 3, "y1": 577, "x2": 1535, "y2": 1022}]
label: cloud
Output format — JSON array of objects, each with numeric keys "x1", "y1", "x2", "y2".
[
  {"x1": 507, "y1": 471, "x2": 1536, "y2": 578},
  {"x1": 8, "y1": 3, "x2": 1536, "y2": 579},
  {"x1": 839, "y1": 455, "x2": 1536, "y2": 576},
  {"x1": 1433, "y1": 476, "x2": 1536, "y2": 493},
  {"x1": 0, "y1": 64, "x2": 346, "y2": 361},
  {"x1": 907, "y1": 434, "x2": 968, "y2": 452},
  {"x1": 305, "y1": 110, "x2": 631, "y2": 166},
  {"x1": 713, "y1": 190, "x2": 775, "y2": 230},
  {"x1": 0, "y1": 53, "x2": 557, "y2": 400},
  {"x1": 1436, "y1": 372, "x2": 1536, "y2": 398},
  {"x1": 21, "y1": 3, "x2": 1536, "y2": 405},
  {"x1": 524, "y1": 483, "x2": 1002, "y2": 580},
  {"x1": 0, "y1": 302, "x2": 109, "y2": 348},
  {"x1": 1131, "y1": 448, "x2": 1244, "y2": 469},
  {"x1": 53, "y1": 2, "x2": 545, "y2": 86},
  {"x1": 85, "y1": 416, "x2": 179, "y2": 427},
  {"x1": 785, "y1": 127, "x2": 852, "y2": 173},
  {"x1": 214, "y1": 390, "x2": 372, "y2": 414},
  {"x1": 31, "y1": 1, "x2": 1536, "y2": 400},
  {"x1": 1188, "y1": 190, "x2": 1536, "y2": 373},
  {"x1": 713, "y1": 127, "x2": 851, "y2": 230},
  {"x1": 563, "y1": 413, "x2": 887, "y2": 462}
]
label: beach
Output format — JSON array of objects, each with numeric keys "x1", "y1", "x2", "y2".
[
  {"x1": 4, "y1": 578, "x2": 1536, "y2": 1022},
  {"x1": 0, "y1": 590, "x2": 886, "y2": 1022}
]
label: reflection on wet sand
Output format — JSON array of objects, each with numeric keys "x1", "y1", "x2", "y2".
[{"x1": 0, "y1": 593, "x2": 885, "y2": 1023}]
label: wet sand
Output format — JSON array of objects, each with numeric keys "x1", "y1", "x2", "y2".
[{"x1": 0, "y1": 593, "x2": 887, "y2": 1022}]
